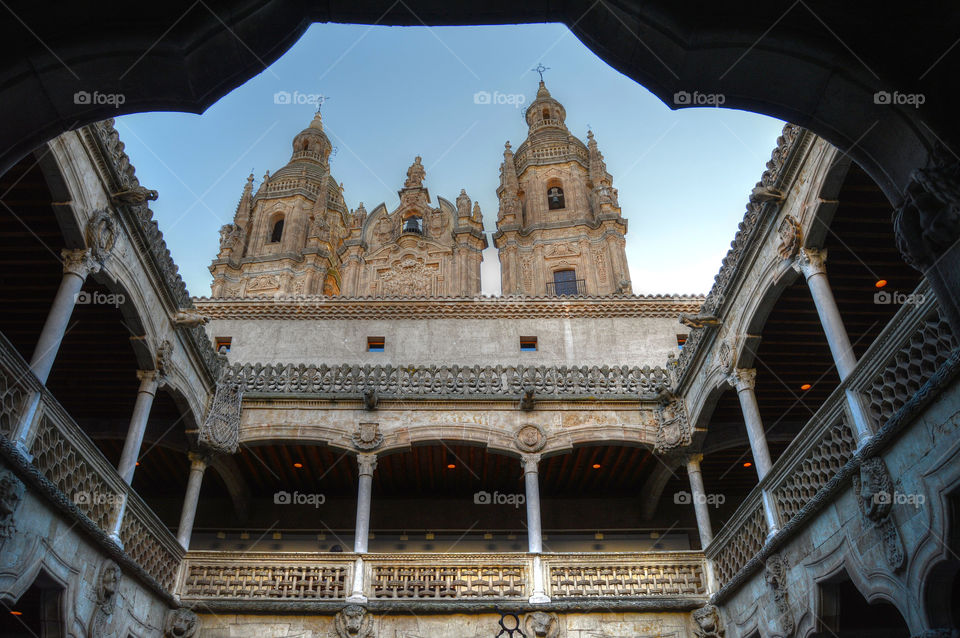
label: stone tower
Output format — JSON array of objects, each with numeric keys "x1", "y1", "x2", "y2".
[
  {"x1": 493, "y1": 81, "x2": 631, "y2": 296},
  {"x1": 209, "y1": 110, "x2": 351, "y2": 298}
]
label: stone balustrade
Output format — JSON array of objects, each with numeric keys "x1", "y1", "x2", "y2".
[
  {"x1": 706, "y1": 280, "x2": 958, "y2": 590},
  {"x1": 178, "y1": 551, "x2": 708, "y2": 605},
  {"x1": 0, "y1": 332, "x2": 183, "y2": 593}
]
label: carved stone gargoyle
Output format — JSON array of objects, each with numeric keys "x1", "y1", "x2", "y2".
[
  {"x1": 362, "y1": 387, "x2": 378, "y2": 411},
  {"x1": 520, "y1": 386, "x2": 535, "y2": 411},
  {"x1": 335, "y1": 604, "x2": 373, "y2": 638},
  {"x1": 679, "y1": 312, "x2": 721, "y2": 329}
]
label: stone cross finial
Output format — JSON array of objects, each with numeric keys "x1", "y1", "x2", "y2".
[{"x1": 532, "y1": 63, "x2": 550, "y2": 81}]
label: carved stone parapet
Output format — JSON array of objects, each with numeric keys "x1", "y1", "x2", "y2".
[
  {"x1": 61, "y1": 248, "x2": 100, "y2": 277},
  {"x1": 793, "y1": 246, "x2": 828, "y2": 279}
]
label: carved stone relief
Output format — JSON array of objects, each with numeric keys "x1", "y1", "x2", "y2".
[
  {"x1": 524, "y1": 611, "x2": 561, "y2": 638},
  {"x1": 764, "y1": 554, "x2": 794, "y2": 638},
  {"x1": 198, "y1": 380, "x2": 243, "y2": 454},
  {"x1": 352, "y1": 422, "x2": 383, "y2": 451},
  {"x1": 378, "y1": 258, "x2": 433, "y2": 297},
  {"x1": 853, "y1": 456, "x2": 906, "y2": 571},
  {"x1": 335, "y1": 604, "x2": 373, "y2": 638},
  {"x1": 89, "y1": 559, "x2": 122, "y2": 638},
  {"x1": 654, "y1": 395, "x2": 691, "y2": 454},
  {"x1": 164, "y1": 608, "x2": 199, "y2": 638},
  {"x1": 246, "y1": 275, "x2": 281, "y2": 291},
  {"x1": 0, "y1": 468, "x2": 25, "y2": 540},
  {"x1": 692, "y1": 604, "x2": 724, "y2": 638},
  {"x1": 514, "y1": 424, "x2": 547, "y2": 453},
  {"x1": 86, "y1": 209, "x2": 119, "y2": 264},
  {"x1": 776, "y1": 214, "x2": 802, "y2": 261}
]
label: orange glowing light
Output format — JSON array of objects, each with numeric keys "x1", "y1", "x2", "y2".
[
  {"x1": 743, "y1": 462, "x2": 753, "y2": 468},
  {"x1": 10, "y1": 611, "x2": 22, "y2": 616},
  {"x1": 592, "y1": 464, "x2": 602, "y2": 469},
  {"x1": 800, "y1": 384, "x2": 812, "y2": 390},
  {"x1": 293, "y1": 462, "x2": 303, "y2": 468},
  {"x1": 447, "y1": 463, "x2": 456, "y2": 469},
  {"x1": 875, "y1": 279, "x2": 887, "y2": 288}
]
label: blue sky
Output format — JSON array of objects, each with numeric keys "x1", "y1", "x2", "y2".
[{"x1": 115, "y1": 22, "x2": 785, "y2": 297}]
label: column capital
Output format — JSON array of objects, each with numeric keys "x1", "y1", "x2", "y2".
[
  {"x1": 187, "y1": 451, "x2": 210, "y2": 471},
  {"x1": 686, "y1": 453, "x2": 704, "y2": 467},
  {"x1": 730, "y1": 368, "x2": 757, "y2": 392},
  {"x1": 357, "y1": 452, "x2": 378, "y2": 476},
  {"x1": 521, "y1": 453, "x2": 541, "y2": 473},
  {"x1": 61, "y1": 248, "x2": 100, "y2": 277},
  {"x1": 793, "y1": 246, "x2": 828, "y2": 279},
  {"x1": 135, "y1": 369, "x2": 161, "y2": 392}
]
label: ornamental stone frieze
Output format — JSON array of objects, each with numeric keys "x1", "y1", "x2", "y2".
[
  {"x1": 223, "y1": 362, "x2": 671, "y2": 400},
  {"x1": 853, "y1": 456, "x2": 906, "y2": 571}
]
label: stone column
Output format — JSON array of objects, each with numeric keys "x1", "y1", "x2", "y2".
[
  {"x1": 731, "y1": 369, "x2": 773, "y2": 479},
  {"x1": 522, "y1": 453, "x2": 550, "y2": 603},
  {"x1": 176, "y1": 453, "x2": 209, "y2": 550},
  {"x1": 794, "y1": 247, "x2": 875, "y2": 444},
  {"x1": 794, "y1": 248, "x2": 857, "y2": 378},
  {"x1": 12, "y1": 249, "x2": 101, "y2": 455},
  {"x1": 685, "y1": 455, "x2": 714, "y2": 549},
  {"x1": 353, "y1": 453, "x2": 377, "y2": 554},
  {"x1": 117, "y1": 371, "x2": 161, "y2": 484},
  {"x1": 730, "y1": 369, "x2": 780, "y2": 538}
]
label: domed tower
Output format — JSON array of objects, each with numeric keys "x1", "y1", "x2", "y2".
[
  {"x1": 209, "y1": 110, "x2": 351, "y2": 297},
  {"x1": 493, "y1": 81, "x2": 631, "y2": 296}
]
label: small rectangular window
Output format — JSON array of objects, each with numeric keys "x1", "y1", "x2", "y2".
[
  {"x1": 367, "y1": 337, "x2": 385, "y2": 352},
  {"x1": 520, "y1": 336, "x2": 538, "y2": 352},
  {"x1": 214, "y1": 337, "x2": 232, "y2": 354},
  {"x1": 677, "y1": 334, "x2": 688, "y2": 349}
]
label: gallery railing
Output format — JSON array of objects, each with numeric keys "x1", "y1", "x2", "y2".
[
  {"x1": 705, "y1": 280, "x2": 958, "y2": 591},
  {"x1": 0, "y1": 332, "x2": 184, "y2": 593},
  {"x1": 177, "y1": 551, "x2": 708, "y2": 604}
]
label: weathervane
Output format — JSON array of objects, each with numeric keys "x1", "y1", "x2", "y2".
[
  {"x1": 532, "y1": 63, "x2": 550, "y2": 82},
  {"x1": 314, "y1": 94, "x2": 330, "y2": 113}
]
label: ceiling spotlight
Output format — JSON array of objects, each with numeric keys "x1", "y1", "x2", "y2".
[
  {"x1": 445, "y1": 453, "x2": 456, "y2": 469},
  {"x1": 10, "y1": 611, "x2": 22, "y2": 616},
  {"x1": 875, "y1": 279, "x2": 887, "y2": 288},
  {"x1": 800, "y1": 384, "x2": 812, "y2": 390},
  {"x1": 743, "y1": 462, "x2": 753, "y2": 468},
  {"x1": 592, "y1": 463, "x2": 602, "y2": 469},
  {"x1": 293, "y1": 462, "x2": 303, "y2": 468}
]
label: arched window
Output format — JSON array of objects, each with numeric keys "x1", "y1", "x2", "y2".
[
  {"x1": 552, "y1": 269, "x2": 579, "y2": 296},
  {"x1": 547, "y1": 186, "x2": 565, "y2": 210},
  {"x1": 402, "y1": 215, "x2": 423, "y2": 235},
  {"x1": 542, "y1": 108, "x2": 550, "y2": 120},
  {"x1": 269, "y1": 217, "x2": 284, "y2": 243}
]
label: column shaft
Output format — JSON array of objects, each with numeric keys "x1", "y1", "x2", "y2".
[
  {"x1": 353, "y1": 453, "x2": 376, "y2": 554},
  {"x1": 686, "y1": 456, "x2": 714, "y2": 548},
  {"x1": 734, "y1": 371, "x2": 773, "y2": 480},
  {"x1": 176, "y1": 454, "x2": 208, "y2": 550},
  {"x1": 117, "y1": 371, "x2": 160, "y2": 484}
]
